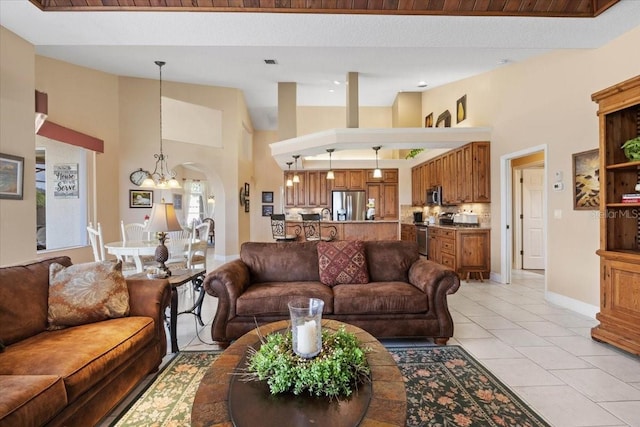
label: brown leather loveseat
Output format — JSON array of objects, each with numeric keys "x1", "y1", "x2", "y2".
[
  {"x1": 0, "y1": 256, "x2": 171, "y2": 427},
  {"x1": 204, "y1": 240, "x2": 460, "y2": 346}
]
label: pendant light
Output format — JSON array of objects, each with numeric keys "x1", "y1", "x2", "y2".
[
  {"x1": 372, "y1": 146, "x2": 382, "y2": 179},
  {"x1": 285, "y1": 162, "x2": 294, "y2": 187},
  {"x1": 292, "y1": 155, "x2": 300, "y2": 183},
  {"x1": 140, "y1": 61, "x2": 181, "y2": 189},
  {"x1": 326, "y1": 149, "x2": 335, "y2": 180}
]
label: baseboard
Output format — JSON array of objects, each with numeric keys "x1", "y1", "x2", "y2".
[
  {"x1": 489, "y1": 271, "x2": 502, "y2": 283},
  {"x1": 545, "y1": 290, "x2": 599, "y2": 319},
  {"x1": 213, "y1": 253, "x2": 239, "y2": 263}
]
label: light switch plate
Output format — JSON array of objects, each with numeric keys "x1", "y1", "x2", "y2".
[{"x1": 553, "y1": 182, "x2": 564, "y2": 191}]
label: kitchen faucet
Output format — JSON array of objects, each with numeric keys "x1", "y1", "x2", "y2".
[{"x1": 320, "y1": 208, "x2": 332, "y2": 221}]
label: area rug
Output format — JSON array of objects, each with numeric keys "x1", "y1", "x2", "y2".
[{"x1": 112, "y1": 346, "x2": 551, "y2": 427}]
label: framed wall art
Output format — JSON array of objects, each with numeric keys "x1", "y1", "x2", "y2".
[
  {"x1": 572, "y1": 148, "x2": 600, "y2": 210},
  {"x1": 244, "y1": 199, "x2": 250, "y2": 213},
  {"x1": 424, "y1": 113, "x2": 433, "y2": 128},
  {"x1": 456, "y1": 95, "x2": 467, "y2": 123},
  {"x1": 262, "y1": 205, "x2": 274, "y2": 216},
  {"x1": 436, "y1": 110, "x2": 451, "y2": 128},
  {"x1": 262, "y1": 191, "x2": 274, "y2": 203},
  {"x1": 0, "y1": 152, "x2": 24, "y2": 200},
  {"x1": 173, "y1": 193, "x2": 183, "y2": 210},
  {"x1": 129, "y1": 190, "x2": 153, "y2": 208},
  {"x1": 244, "y1": 182, "x2": 250, "y2": 198}
]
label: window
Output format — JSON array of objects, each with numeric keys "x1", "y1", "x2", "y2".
[{"x1": 36, "y1": 136, "x2": 90, "y2": 251}]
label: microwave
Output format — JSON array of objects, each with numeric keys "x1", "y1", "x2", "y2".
[{"x1": 425, "y1": 186, "x2": 442, "y2": 206}]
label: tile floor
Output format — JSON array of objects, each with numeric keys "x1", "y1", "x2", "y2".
[{"x1": 102, "y1": 255, "x2": 640, "y2": 427}]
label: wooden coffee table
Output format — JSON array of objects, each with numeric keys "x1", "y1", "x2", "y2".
[{"x1": 191, "y1": 319, "x2": 406, "y2": 427}]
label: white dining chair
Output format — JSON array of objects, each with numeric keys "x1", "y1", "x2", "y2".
[
  {"x1": 165, "y1": 228, "x2": 193, "y2": 268},
  {"x1": 87, "y1": 222, "x2": 106, "y2": 262},
  {"x1": 120, "y1": 220, "x2": 155, "y2": 268}
]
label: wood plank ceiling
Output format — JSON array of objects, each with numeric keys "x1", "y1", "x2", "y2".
[{"x1": 29, "y1": 0, "x2": 620, "y2": 18}]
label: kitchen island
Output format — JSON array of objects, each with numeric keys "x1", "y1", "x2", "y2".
[{"x1": 286, "y1": 219, "x2": 398, "y2": 241}]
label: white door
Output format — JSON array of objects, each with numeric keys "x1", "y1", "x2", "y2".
[{"x1": 522, "y1": 169, "x2": 545, "y2": 269}]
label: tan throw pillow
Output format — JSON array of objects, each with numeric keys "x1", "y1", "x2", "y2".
[
  {"x1": 47, "y1": 261, "x2": 130, "y2": 330},
  {"x1": 317, "y1": 240, "x2": 369, "y2": 286}
]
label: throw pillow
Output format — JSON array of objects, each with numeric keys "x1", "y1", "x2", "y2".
[
  {"x1": 317, "y1": 240, "x2": 369, "y2": 286},
  {"x1": 47, "y1": 260, "x2": 130, "y2": 330}
]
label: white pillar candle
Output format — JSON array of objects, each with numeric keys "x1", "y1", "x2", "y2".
[{"x1": 296, "y1": 320, "x2": 317, "y2": 355}]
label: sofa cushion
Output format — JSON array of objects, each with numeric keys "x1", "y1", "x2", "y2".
[
  {"x1": 0, "y1": 257, "x2": 72, "y2": 345},
  {"x1": 364, "y1": 241, "x2": 420, "y2": 283},
  {"x1": 0, "y1": 316, "x2": 155, "y2": 402},
  {"x1": 237, "y1": 282, "x2": 333, "y2": 316},
  {"x1": 47, "y1": 261, "x2": 130, "y2": 330},
  {"x1": 0, "y1": 375, "x2": 67, "y2": 427},
  {"x1": 332, "y1": 281, "x2": 428, "y2": 315},
  {"x1": 241, "y1": 241, "x2": 321, "y2": 283},
  {"x1": 317, "y1": 240, "x2": 369, "y2": 286}
]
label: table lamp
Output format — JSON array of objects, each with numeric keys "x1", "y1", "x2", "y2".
[{"x1": 144, "y1": 201, "x2": 182, "y2": 276}]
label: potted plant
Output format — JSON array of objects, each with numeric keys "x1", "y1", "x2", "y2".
[{"x1": 621, "y1": 136, "x2": 640, "y2": 161}]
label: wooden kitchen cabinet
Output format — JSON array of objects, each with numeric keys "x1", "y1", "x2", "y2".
[
  {"x1": 400, "y1": 224, "x2": 416, "y2": 242},
  {"x1": 410, "y1": 141, "x2": 490, "y2": 206},
  {"x1": 428, "y1": 226, "x2": 490, "y2": 278},
  {"x1": 591, "y1": 75, "x2": 640, "y2": 355},
  {"x1": 307, "y1": 171, "x2": 330, "y2": 208},
  {"x1": 331, "y1": 169, "x2": 365, "y2": 190},
  {"x1": 366, "y1": 182, "x2": 398, "y2": 220},
  {"x1": 366, "y1": 169, "x2": 398, "y2": 183}
]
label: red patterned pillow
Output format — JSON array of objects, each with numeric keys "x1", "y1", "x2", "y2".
[{"x1": 317, "y1": 240, "x2": 369, "y2": 286}]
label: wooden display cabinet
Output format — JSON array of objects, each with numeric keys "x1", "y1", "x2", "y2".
[{"x1": 591, "y1": 74, "x2": 640, "y2": 356}]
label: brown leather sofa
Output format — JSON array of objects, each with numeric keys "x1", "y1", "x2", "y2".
[
  {"x1": 204, "y1": 240, "x2": 460, "y2": 346},
  {"x1": 0, "y1": 256, "x2": 171, "y2": 427}
]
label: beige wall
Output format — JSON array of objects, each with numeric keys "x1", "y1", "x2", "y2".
[
  {"x1": 118, "y1": 77, "x2": 251, "y2": 260},
  {"x1": 421, "y1": 26, "x2": 640, "y2": 310},
  {"x1": 0, "y1": 27, "x2": 36, "y2": 265},
  {"x1": 297, "y1": 106, "x2": 392, "y2": 136}
]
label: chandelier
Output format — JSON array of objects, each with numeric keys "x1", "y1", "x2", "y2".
[{"x1": 140, "y1": 61, "x2": 180, "y2": 189}]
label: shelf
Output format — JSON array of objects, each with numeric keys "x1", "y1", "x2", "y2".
[
  {"x1": 606, "y1": 160, "x2": 640, "y2": 170},
  {"x1": 608, "y1": 203, "x2": 640, "y2": 208}
]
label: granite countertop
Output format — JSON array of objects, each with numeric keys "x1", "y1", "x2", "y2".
[{"x1": 401, "y1": 222, "x2": 490, "y2": 230}]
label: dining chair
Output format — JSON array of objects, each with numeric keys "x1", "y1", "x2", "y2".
[
  {"x1": 193, "y1": 221, "x2": 210, "y2": 244},
  {"x1": 202, "y1": 217, "x2": 215, "y2": 245},
  {"x1": 300, "y1": 213, "x2": 337, "y2": 242},
  {"x1": 87, "y1": 222, "x2": 106, "y2": 262},
  {"x1": 120, "y1": 221, "x2": 156, "y2": 267},
  {"x1": 270, "y1": 214, "x2": 301, "y2": 242},
  {"x1": 166, "y1": 227, "x2": 193, "y2": 267}
]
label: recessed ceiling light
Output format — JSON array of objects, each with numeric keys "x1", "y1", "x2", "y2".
[
  {"x1": 417, "y1": 81, "x2": 428, "y2": 88},
  {"x1": 329, "y1": 89, "x2": 335, "y2": 93},
  {"x1": 498, "y1": 59, "x2": 510, "y2": 65},
  {"x1": 333, "y1": 80, "x2": 341, "y2": 85},
  {"x1": 264, "y1": 59, "x2": 278, "y2": 65}
]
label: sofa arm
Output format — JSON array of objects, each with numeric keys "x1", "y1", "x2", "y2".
[
  {"x1": 408, "y1": 259, "x2": 460, "y2": 340},
  {"x1": 203, "y1": 259, "x2": 251, "y2": 343},
  {"x1": 126, "y1": 278, "x2": 171, "y2": 355}
]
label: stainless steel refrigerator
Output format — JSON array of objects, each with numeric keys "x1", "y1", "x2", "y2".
[{"x1": 332, "y1": 190, "x2": 366, "y2": 221}]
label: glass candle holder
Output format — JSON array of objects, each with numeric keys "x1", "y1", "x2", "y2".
[{"x1": 288, "y1": 297, "x2": 324, "y2": 358}]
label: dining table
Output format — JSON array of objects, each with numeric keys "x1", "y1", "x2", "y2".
[{"x1": 104, "y1": 239, "x2": 197, "y2": 273}]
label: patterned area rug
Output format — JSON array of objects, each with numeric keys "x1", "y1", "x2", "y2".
[{"x1": 112, "y1": 346, "x2": 551, "y2": 427}]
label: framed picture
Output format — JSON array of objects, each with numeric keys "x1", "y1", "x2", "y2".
[
  {"x1": 0, "y1": 153, "x2": 24, "y2": 200},
  {"x1": 244, "y1": 182, "x2": 250, "y2": 198},
  {"x1": 436, "y1": 110, "x2": 451, "y2": 128},
  {"x1": 173, "y1": 193, "x2": 182, "y2": 210},
  {"x1": 456, "y1": 95, "x2": 467, "y2": 123},
  {"x1": 129, "y1": 190, "x2": 153, "y2": 208},
  {"x1": 262, "y1": 191, "x2": 274, "y2": 203},
  {"x1": 424, "y1": 113, "x2": 433, "y2": 128},
  {"x1": 262, "y1": 205, "x2": 274, "y2": 216},
  {"x1": 244, "y1": 199, "x2": 250, "y2": 213},
  {"x1": 53, "y1": 163, "x2": 79, "y2": 199},
  {"x1": 572, "y1": 148, "x2": 600, "y2": 210}
]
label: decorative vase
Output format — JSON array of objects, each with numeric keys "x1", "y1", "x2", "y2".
[{"x1": 288, "y1": 297, "x2": 324, "y2": 358}]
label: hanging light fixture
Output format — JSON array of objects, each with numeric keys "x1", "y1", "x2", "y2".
[
  {"x1": 285, "y1": 161, "x2": 294, "y2": 187},
  {"x1": 372, "y1": 146, "x2": 382, "y2": 179},
  {"x1": 326, "y1": 149, "x2": 335, "y2": 180},
  {"x1": 292, "y1": 155, "x2": 300, "y2": 183},
  {"x1": 140, "y1": 61, "x2": 181, "y2": 189}
]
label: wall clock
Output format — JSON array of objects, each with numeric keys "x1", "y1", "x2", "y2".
[{"x1": 129, "y1": 168, "x2": 149, "y2": 186}]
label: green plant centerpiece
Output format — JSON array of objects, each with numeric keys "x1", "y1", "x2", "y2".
[
  {"x1": 244, "y1": 325, "x2": 371, "y2": 398},
  {"x1": 621, "y1": 136, "x2": 640, "y2": 161}
]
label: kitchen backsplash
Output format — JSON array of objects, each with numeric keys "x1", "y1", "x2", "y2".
[{"x1": 400, "y1": 204, "x2": 491, "y2": 226}]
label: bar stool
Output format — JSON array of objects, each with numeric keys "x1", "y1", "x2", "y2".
[
  {"x1": 270, "y1": 214, "x2": 300, "y2": 242},
  {"x1": 300, "y1": 213, "x2": 337, "y2": 241}
]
